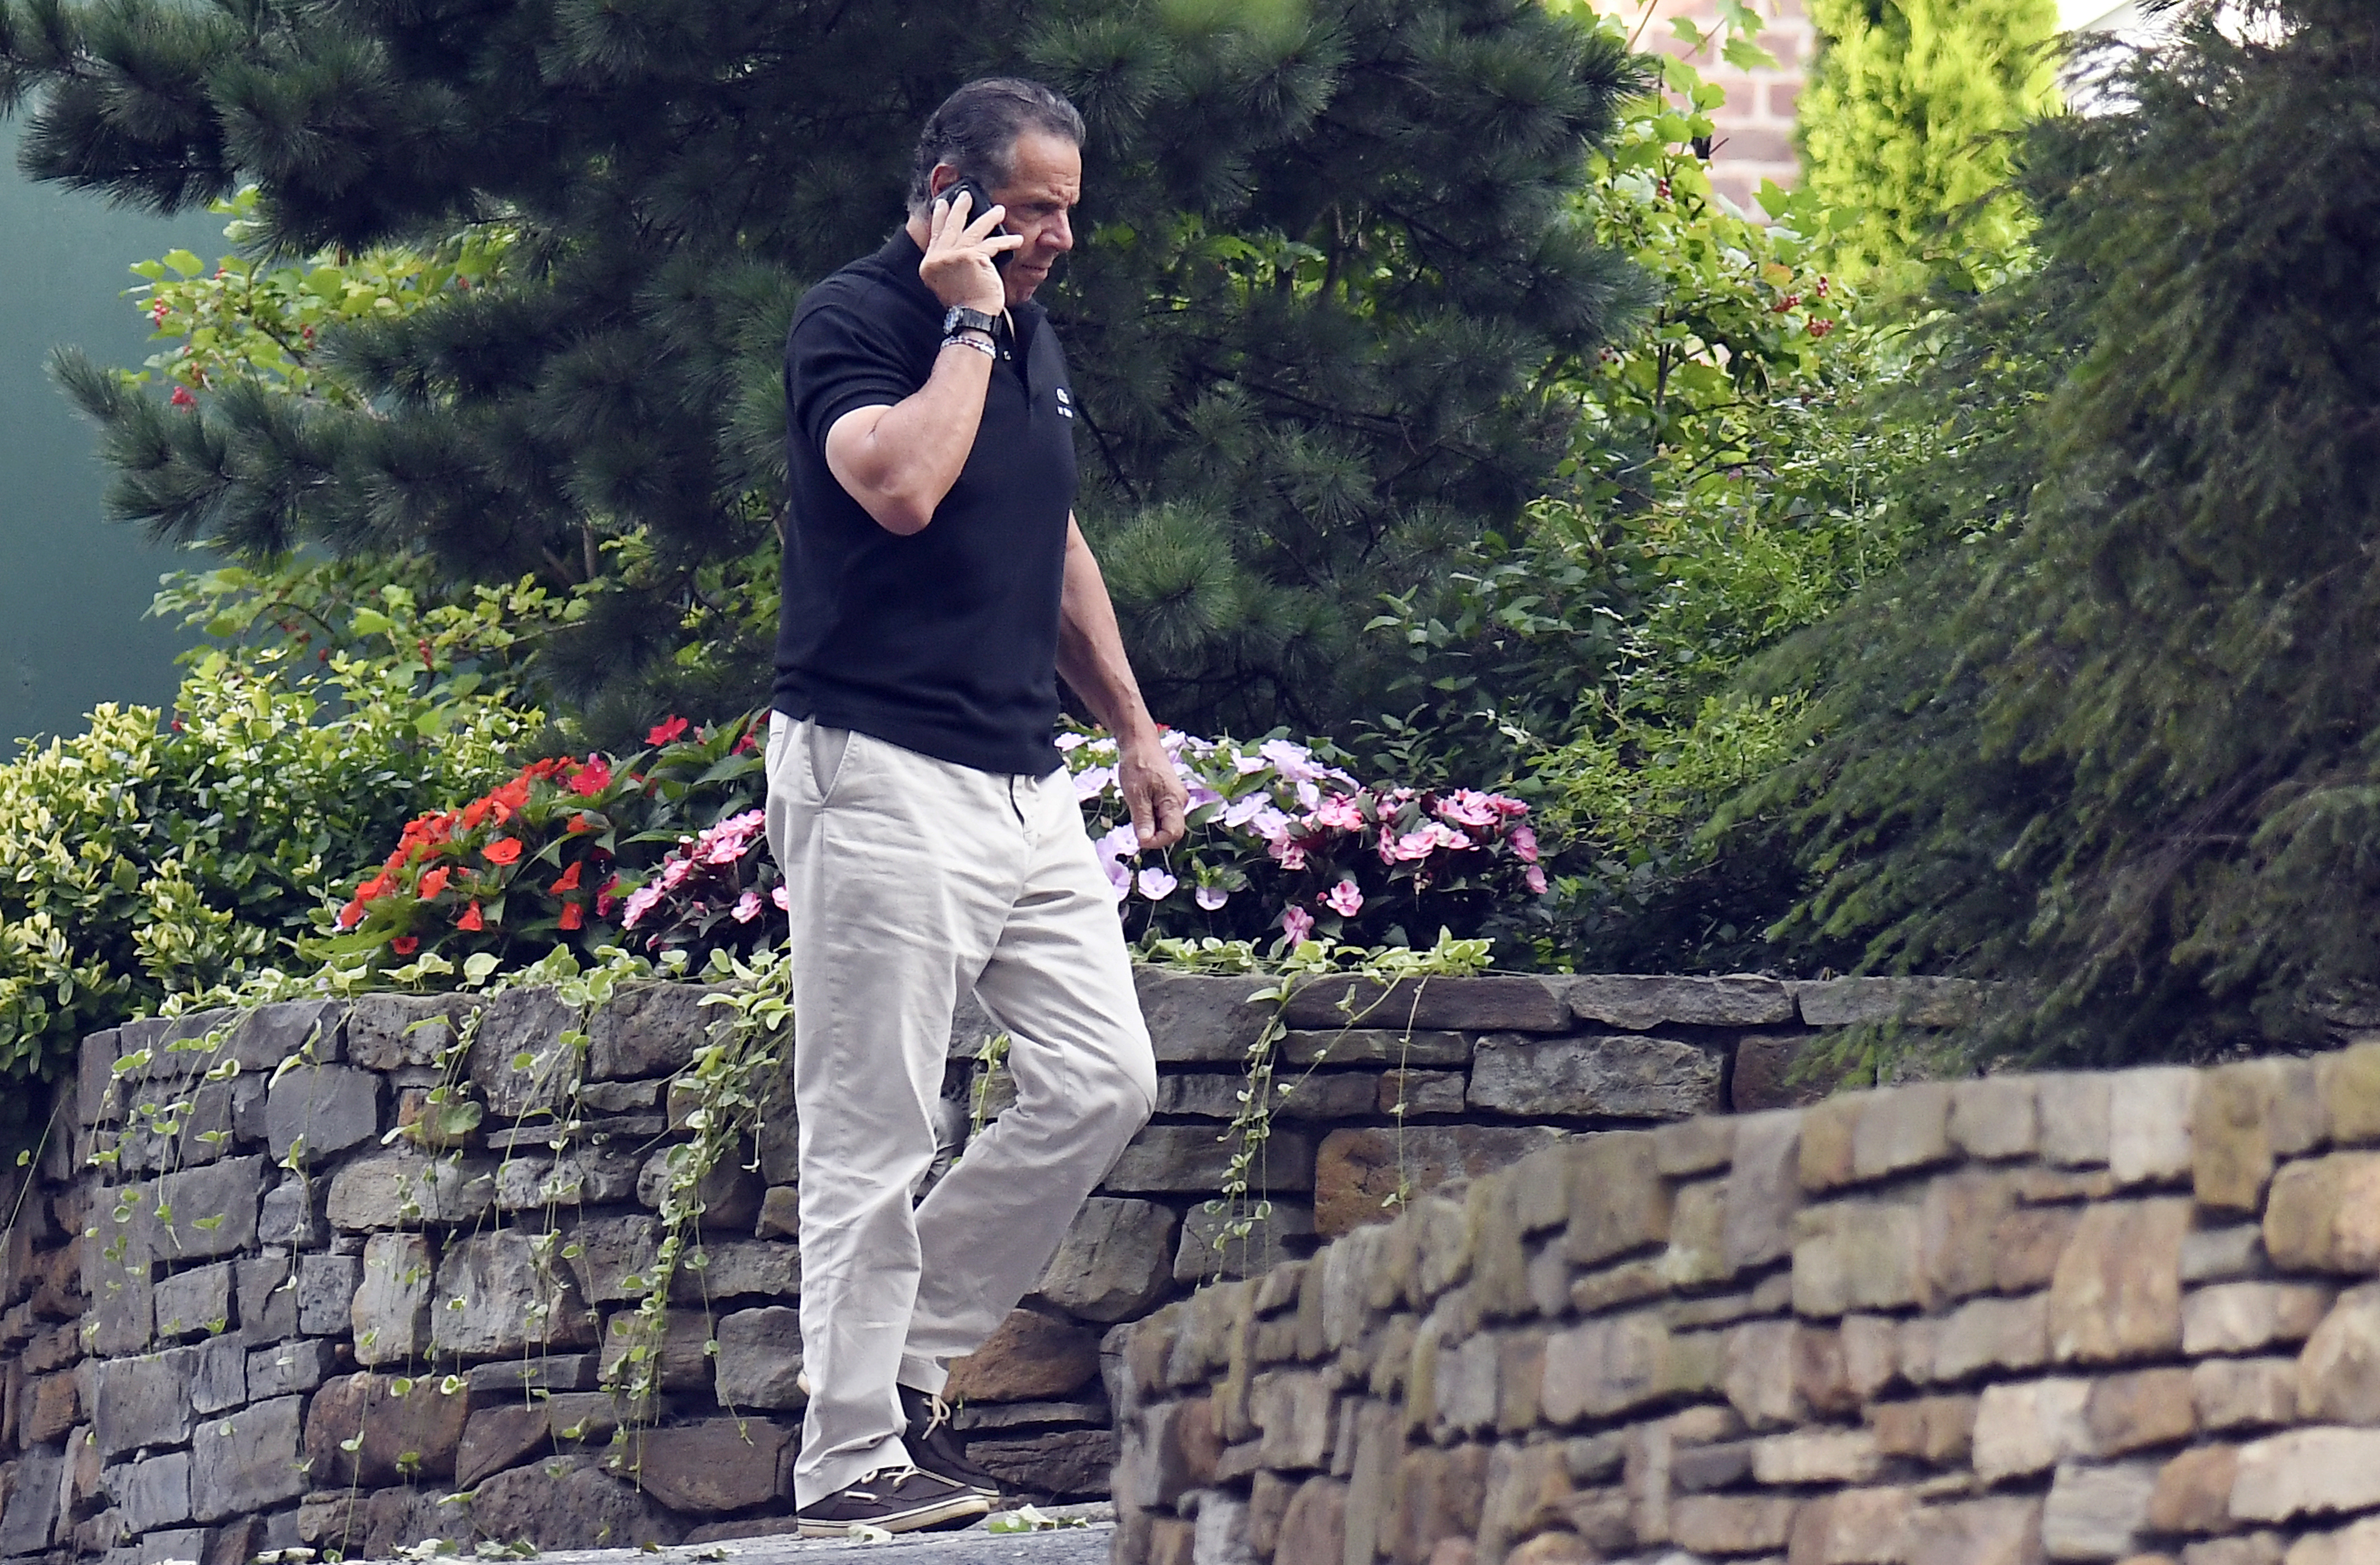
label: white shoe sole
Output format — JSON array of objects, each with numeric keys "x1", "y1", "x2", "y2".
[{"x1": 794, "y1": 1491, "x2": 992, "y2": 1538}]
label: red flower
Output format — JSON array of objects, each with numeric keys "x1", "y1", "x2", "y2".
[
  {"x1": 482, "y1": 837, "x2": 523, "y2": 866},
  {"x1": 595, "y1": 875, "x2": 621, "y2": 917},
  {"x1": 648, "y1": 715, "x2": 690, "y2": 745},
  {"x1": 457, "y1": 903, "x2": 486, "y2": 932},
  {"x1": 417, "y1": 638, "x2": 434, "y2": 672},
  {"x1": 550, "y1": 862, "x2": 583, "y2": 893},
  {"x1": 569, "y1": 755, "x2": 613, "y2": 796},
  {"x1": 337, "y1": 899, "x2": 365, "y2": 929},
  {"x1": 558, "y1": 902, "x2": 585, "y2": 931},
  {"x1": 461, "y1": 798, "x2": 493, "y2": 830},
  {"x1": 733, "y1": 731, "x2": 758, "y2": 756},
  {"x1": 567, "y1": 813, "x2": 594, "y2": 833},
  {"x1": 356, "y1": 870, "x2": 398, "y2": 903},
  {"x1": 170, "y1": 386, "x2": 195, "y2": 408},
  {"x1": 417, "y1": 867, "x2": 451, "y2": 900},
  {"x1": 390, "y1": 937, "x2": 419, "y2": 956}
]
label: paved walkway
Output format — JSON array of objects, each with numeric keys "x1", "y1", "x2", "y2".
[{"x1": 392, "y1": 1509, "x2": 1116, "y2": 1565}]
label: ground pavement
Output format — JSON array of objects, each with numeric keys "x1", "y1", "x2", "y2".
[{"x1": 349, "y1": 1508, "x2": 1117, "y2": 1565}]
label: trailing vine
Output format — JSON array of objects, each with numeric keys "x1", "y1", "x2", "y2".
[{"x1": 1144, "y1": 929, "x2": 1493, "y2": 1274}]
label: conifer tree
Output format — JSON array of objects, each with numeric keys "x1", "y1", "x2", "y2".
[
  {"x1": 1796, "y1": 0, "x2": 2060, "y2": 289},
  {"x1": 2, "y1": 0, "x2": 1643, "y2": 741},
  {"x1": 1746, "y1": 0, "x2": 2380, "y2": 1062}
]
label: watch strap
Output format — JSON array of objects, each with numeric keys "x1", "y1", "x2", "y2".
[{"x1": 943, "y1": 305, "x2": 998, "y2": 338}]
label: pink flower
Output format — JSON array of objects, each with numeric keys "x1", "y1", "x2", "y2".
[
  {"x1": 1074, "y1": 765, "x2": 1116, "y2": 802},
  {"x1": 1272, "y1": 840, "x2": 1307, "y2": 871},
  {"x1": 1323, "y1": 879, "x2": 1363, "y2": 916},
  {"x1": 1491, "y1": 794, "x2": 1531, "y2": 816},
  {"x1": 1137, "y1": 866, "x2": 1178, "y2": 901},
  {"x1": 1282, "y1": 905, "x2": 1315, "y2": 944},
  {"x1": 1259, "y1": 738, "x2": 1323, "y2": 784},
  {"x1": 1312, "y1": 795, "x2": 1365, "y2": 831},
  {"x1": 731, "y1": 889, "x2": 763, "y2": 923},
  {"x1": 1094, "y1": 824, "x2": 1139, "y2": 901},
  {"x1": 1511, "y1": 825, "x2": 1539, "y2": 863},
  {"x1": 1438, "y1": 790, "x2": 1501, "y2": 828},
  {"x1": 620, "y1": 883, "x2": 666, "y2": 928},
  {"x1": 1243, "y1": 803, "x2": 1294, "y2": 841},
  {"x1": 1525, "y1": 864, "x2": 1548, "y2": 895},
  {"x1": 1222, "y1": 794, "x2": 1275, "y2": 829},
  {"x1": 1195, "y1": 885, "x2": 1229, "y2": 911},
  {"x1": 695, "y1": 809, "x2": 765, "y2": 866},
  {"x1": 771, "y1": 885, "x2": 791, "y2": 911}
]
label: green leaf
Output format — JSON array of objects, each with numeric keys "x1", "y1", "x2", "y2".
[{"x1": 1721, "y1": 36, "x2": 1778, "y2": 72}]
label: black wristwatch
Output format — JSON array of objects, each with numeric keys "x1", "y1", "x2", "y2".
[{"x1": 943, "y1": 305, "x2": 997, "y2": 339}]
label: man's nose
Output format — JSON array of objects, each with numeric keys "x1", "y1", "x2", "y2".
[{"x1": 1045, "y1": 212, "x2": 1073, "y2": 254}]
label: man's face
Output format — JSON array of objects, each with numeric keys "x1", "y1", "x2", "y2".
[{"x1": 983, "y1": 130, "x2": 1080, "y2": 307}]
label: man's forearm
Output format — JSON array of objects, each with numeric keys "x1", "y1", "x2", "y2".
[
  {"x1": 1056, "y1": 516, "x2": 1159, "y2": 743},
  {"x1": 822, "y1": 343, "x2": 994, "y2": 535}
]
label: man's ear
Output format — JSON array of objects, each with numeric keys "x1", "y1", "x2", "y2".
[{"x1": 929, "y1": 163, "x2": 959, "y2": 201}]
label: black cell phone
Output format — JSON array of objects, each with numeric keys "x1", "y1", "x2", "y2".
[{"x1": 936, "y1": 177, "x2": 1012, "y2": 270}]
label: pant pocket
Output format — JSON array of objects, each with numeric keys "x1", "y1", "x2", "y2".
[{"x1": 804, "y1": 723, "x2": 855, "y2": 809}]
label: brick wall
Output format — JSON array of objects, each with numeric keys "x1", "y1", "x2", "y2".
[
  {"x1": 1110, "y1": 1049, "x2": 2380, "y2": 1564},
  {"x1": 0, "y1": 969, "x2": 1964, "y2": 1563},
  {"x1": 1635, "y1": 0, "x2": 1814, "y2": 213}
]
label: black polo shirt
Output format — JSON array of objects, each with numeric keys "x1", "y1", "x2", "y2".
[{"x1": 774, "y1": 228, "x2": 1078, "y2": 777}]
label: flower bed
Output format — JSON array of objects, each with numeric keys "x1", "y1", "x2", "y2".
[
  {"x1": 1067, "y1": 726, "x2": 1544, "y2": 951},
  {"x1": 322, "y1": 715, "x2": 1549, "y2": 980}
]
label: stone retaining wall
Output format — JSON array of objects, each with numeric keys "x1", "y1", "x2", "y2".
[
  {"x1": 1110, "y1": 1047, "x2": 2380, "y2": 1565},
  {"x1": 0, "y1": 969, "x2": 1966, "y2": 1565}
]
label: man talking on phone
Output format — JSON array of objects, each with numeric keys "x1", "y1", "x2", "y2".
[{"x1": 765, "y1": 77, "x2": 1185, "y2": 1536}]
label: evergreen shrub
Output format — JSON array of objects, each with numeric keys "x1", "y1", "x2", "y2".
[
  {"x1": 1796, "y1": 0, "x2": 2062, "y2": 291},
  {"x1": 1747, "y1": 0, "x2": 2380, "y2": 1063}
]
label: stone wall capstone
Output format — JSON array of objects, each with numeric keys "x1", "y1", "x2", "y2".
[{"x1": 0, "y1": 968, "x2": 1966, "y2": 1564}]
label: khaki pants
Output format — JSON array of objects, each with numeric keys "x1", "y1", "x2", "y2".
[{"x1": 763, "y1": 715, "x2": 1158, "y2": 1506}]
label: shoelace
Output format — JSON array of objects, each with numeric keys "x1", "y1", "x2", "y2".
[
  {"x1": 848, "y1": 1464, "x2": 944, "y2": 1498},
  {"x1": 918, "y1": 1392, "x2": 956, "y2": 1439}
]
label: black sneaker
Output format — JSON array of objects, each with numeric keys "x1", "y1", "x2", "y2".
[
  {"x1": 793, "y1": 1465, "x2": 993, "y2": 1537},
  {"x1": 899, "y1": 1383, "x2": 1004, "y2": 1498}
]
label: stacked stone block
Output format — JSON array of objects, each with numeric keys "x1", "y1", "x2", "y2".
[
  {"x1": 1112, "y1": 1046, "x2": 2380, "y2": 1564},
  {"x1": 1123, "y1": 971, "x2": 1973, "y2": 1253},
  {"x1": 0, "y1": 968, "x2": 1961, "y2": 1565}
]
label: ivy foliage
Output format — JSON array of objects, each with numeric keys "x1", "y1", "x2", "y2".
[
  {"x1": 1744, "y1": 0, "x2": 2380, "y2": 1063},
  {"x1": 1796, "y1": 0, "x2": 2062, "y2": 293}
]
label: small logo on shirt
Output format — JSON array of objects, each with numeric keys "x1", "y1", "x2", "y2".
[{"x1": 1054, "y1": 386, "x2": 1075, "y2": 419}]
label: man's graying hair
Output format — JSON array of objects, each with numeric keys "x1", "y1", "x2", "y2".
[{"x1": 907, "y1": 78, "x2": 1085, "y2": 210}]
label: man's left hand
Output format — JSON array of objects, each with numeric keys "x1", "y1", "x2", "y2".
[{"x1": 1118, "y1": 734, "x2": 1189, "y2": 851}]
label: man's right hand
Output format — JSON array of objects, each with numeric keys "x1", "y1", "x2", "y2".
[{"x1": 920, "y1": 190, "x2": 1020, "y2": 314}]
